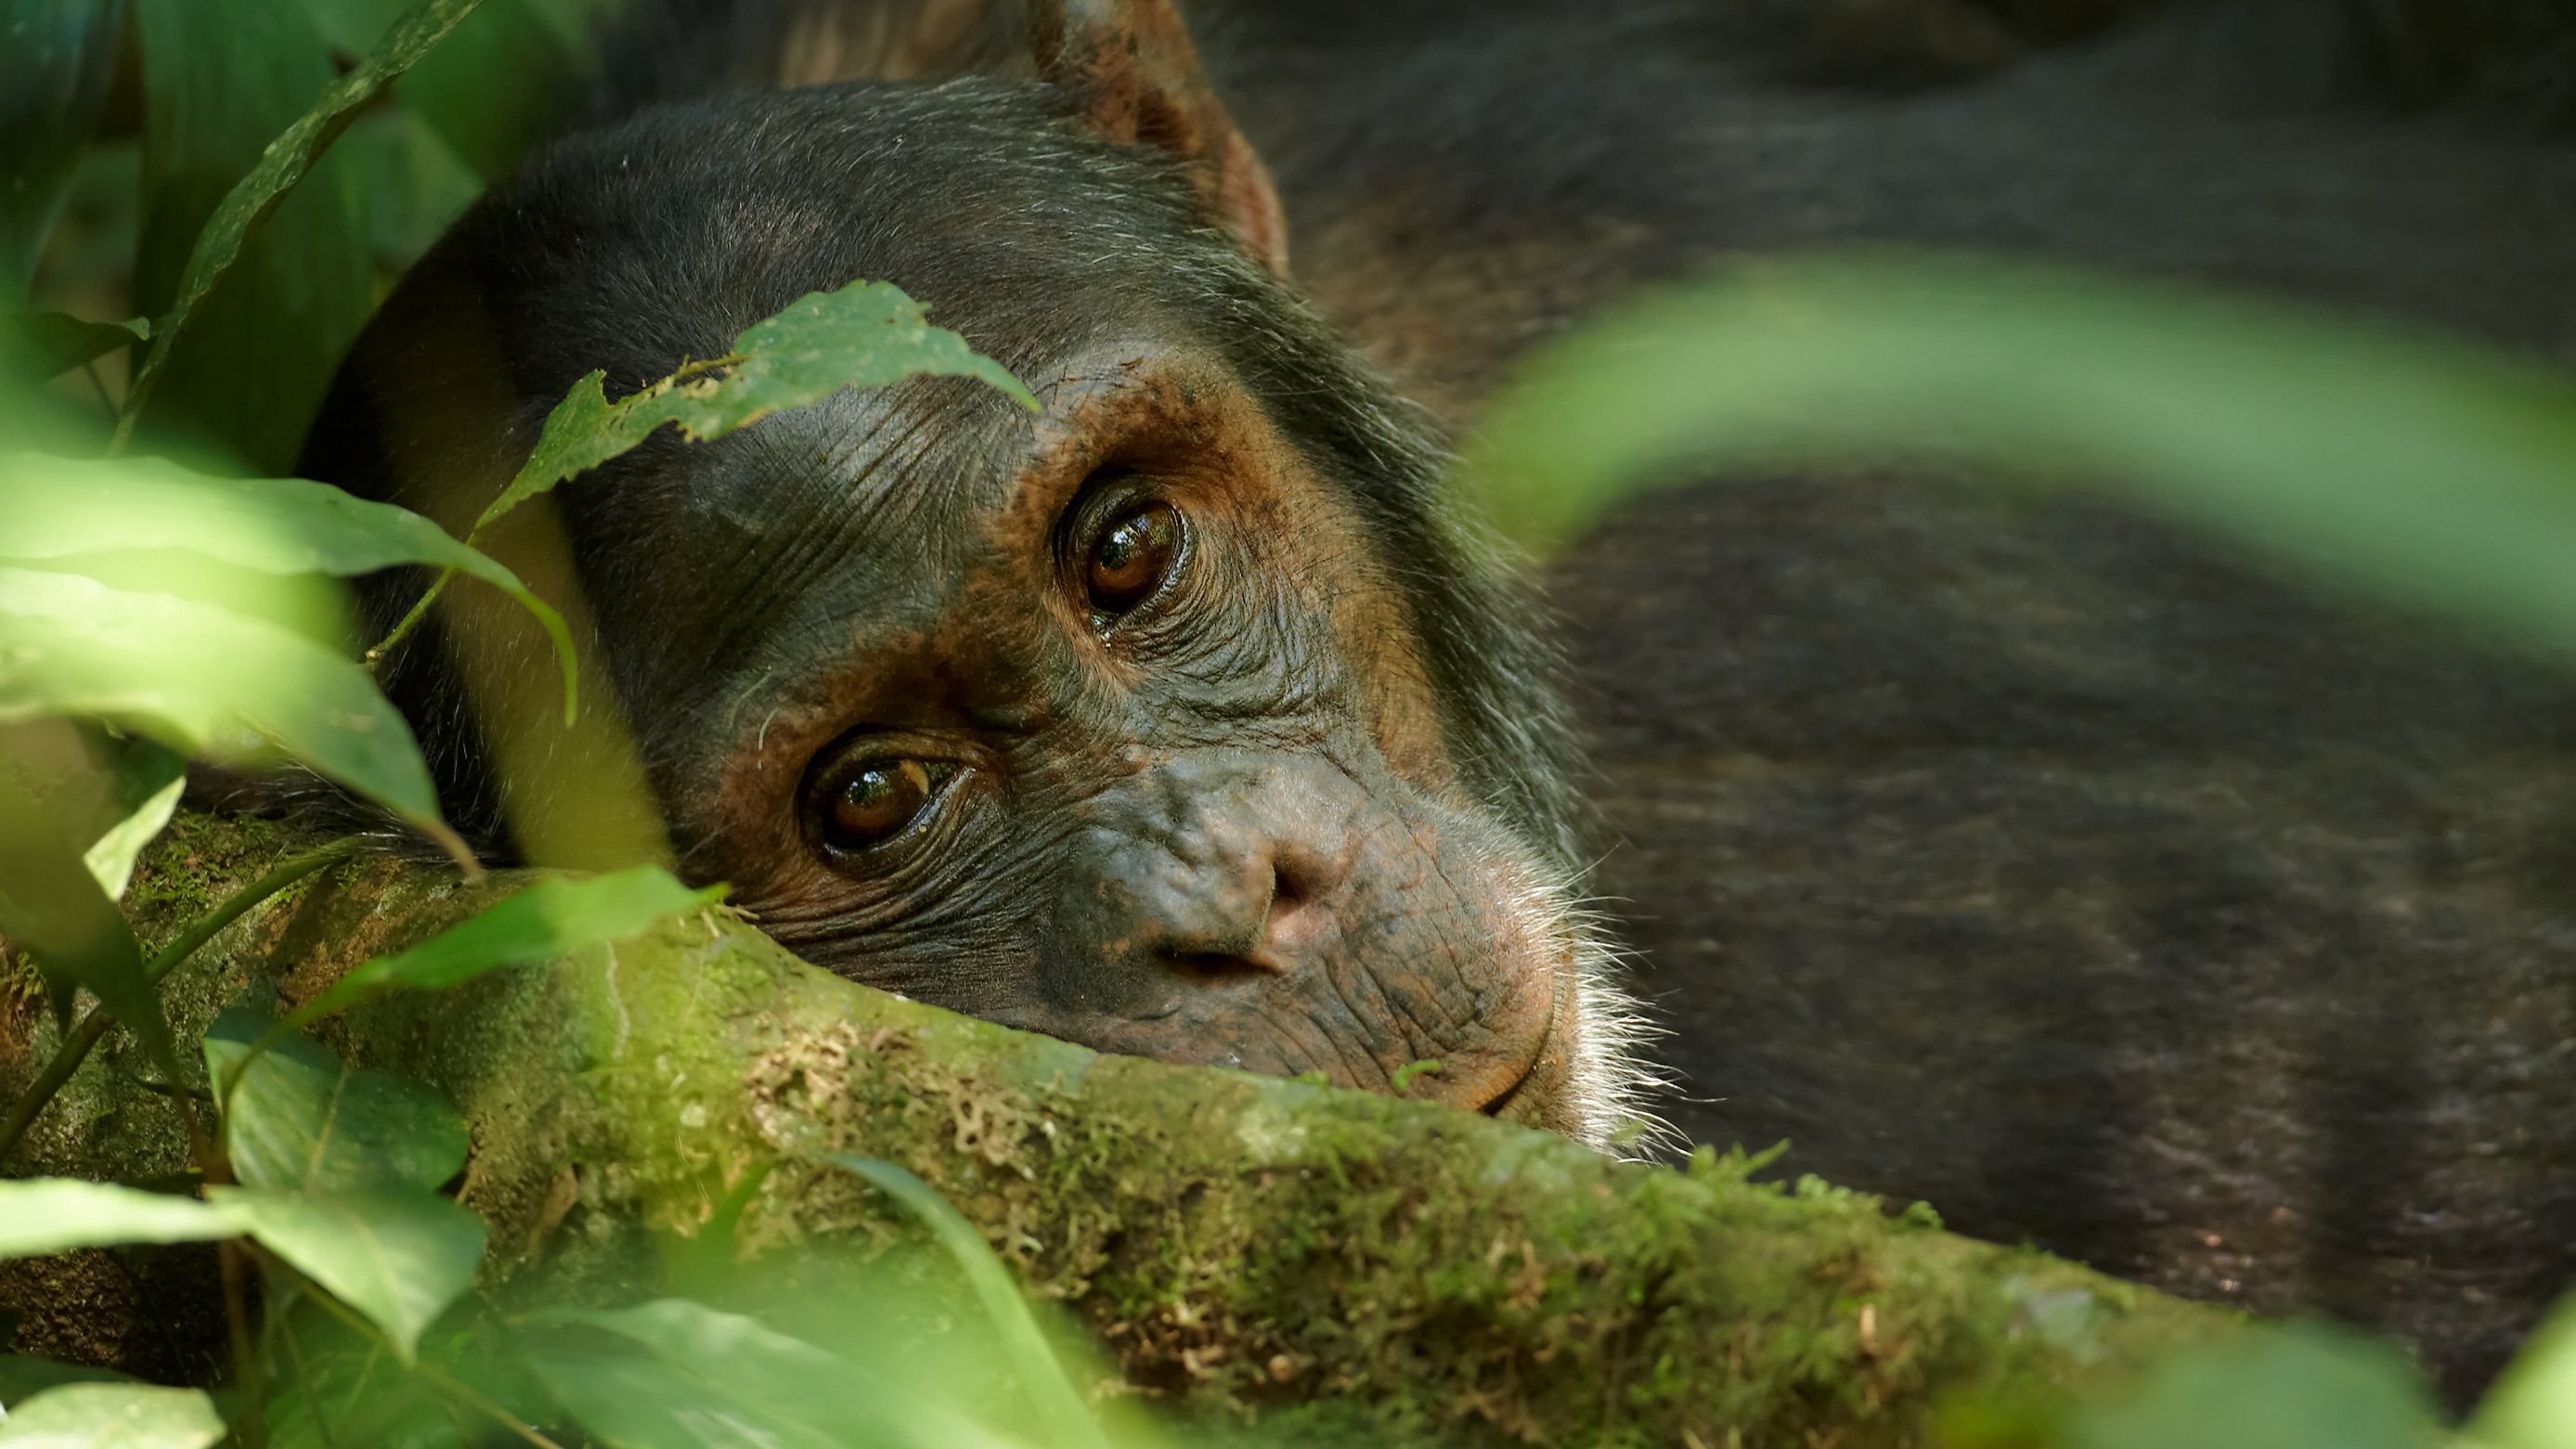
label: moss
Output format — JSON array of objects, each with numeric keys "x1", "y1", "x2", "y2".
[{"x1": 6, "y1": 811, "x2": 2238, "y2": 1444}]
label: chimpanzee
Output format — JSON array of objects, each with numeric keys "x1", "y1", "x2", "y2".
[
  {"x1": 302, "y1": 0, "x2": 1660, "y2": 1149},
  {"x1": 1183, "y1": 0, "x2": 2576, "y2": 1404},
  {"x1": 301, "y1": 0, "x2": 2576, "y2": 1404}
]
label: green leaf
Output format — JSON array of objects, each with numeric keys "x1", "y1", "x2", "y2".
[
  {"x1": 821, "y1": 1156, "x2": 1109, "y2": 1449},
  {"x1": 0, "y1": 1356, "x2": 136, "y2": 1411},
  {"x1": 297, "y1": 0, "x2": 587, "y2": 179},
  {"x1": 212, "y1": 1188, "x2": 486, "y2": 1361},
  {"x1": 531, "y1": 1301, "x2": 905, "y2": 1449},
  {"x1": 0, "y1": 452, "x2": 579, "y2": 720},
  {"x1": 0, "y1": 1181, "x2": 242, "y2": 1258},
  {"x1": 202, "y1": 1008, "x2": 470, "y2": 1195},
  {"x1": 2066, "y1": 1322, "x2": 2439, "y2": 1449},
  {"x1": 0, "y1": 1382, "x2": 226, "y2": 1449},
  {"x1": 128, "y1": 0, "x2": 373, "y2": 472},
  {"x1": 524, "y1": 1342, "x2": 819, "y2": 1449},
  {"x1": 479, "y1": 278, "x2": 1039, "y2": 535},
  {"x1": 0, "y1": 770, "x2": 166, "y2": 1067},
  {"x1": 0, "y1": 0, "x2": 127, "y2": 304},
  {"x1": 1467, "y1": 253, "x2": 2576, "y2": 654},
  {"x1": 123, "y1": 0, "x2": 490, "y2": 459},
  {"x1": 2466, "y1": 1293, "x2": 2576, "y2": 1449},
  {"x1": 297, "y1": 866, "x2": 725, "y2": 1022},
  {"x1": 0, "y1": 566, "x2": 448, "y2": 840},
  {"x1": 81, "y1": 741, "x2": 186, "y2": 901},
  {"x1": 6, "y1": 314, "x2": 150, "y2": 379}
]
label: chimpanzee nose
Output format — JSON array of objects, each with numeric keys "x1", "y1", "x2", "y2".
[{"x1": 1068, "y1": 750, "x2": 1362, "y2": 990}]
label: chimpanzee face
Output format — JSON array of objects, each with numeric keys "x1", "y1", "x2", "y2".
[{"x1": 303, "y1": 20, "x2": 1654, "y2": 1146}]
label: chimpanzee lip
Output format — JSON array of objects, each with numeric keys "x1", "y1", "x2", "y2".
[{"x1": 1474, "y1": 969, "x2": 1564, "y2": 1119}]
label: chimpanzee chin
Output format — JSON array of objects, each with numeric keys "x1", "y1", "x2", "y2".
[{"x1": 297, "y1": 0, "x2": 1661, "y2": 1147}]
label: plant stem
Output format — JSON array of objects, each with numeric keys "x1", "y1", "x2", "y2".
[
  {"x1": 0, "y1": 837, "x2": 362, "y2": 1163},
  {"x1": 300, "y1": 1287, "x2": 566, "y2": 1449}
]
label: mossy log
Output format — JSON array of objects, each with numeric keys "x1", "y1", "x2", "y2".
[{"x1": 2, "y1": 812, "x2": 2238, "y2": 1444}]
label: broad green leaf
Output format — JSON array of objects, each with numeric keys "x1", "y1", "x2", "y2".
[
  {"x1": 123, "y1": 0, "x2": 487, "y2": 461},
  {"x1": 298, "y1": 0, "x2": 587, "y2": 179},
  {"x1": 0, "y1": 771, "x2": 166, "y2": 1067},
  {"x1": 212, "y1": 1188, "x2": 486, "y2": 1361},
  {"x1": 6, "y1": 314, "x2": 149, "y2": 379},
  {"x1": 525, "y1": 1342, "x2": 821, "y2": 1449},
  {"x1": 0, "y1": 0, "x2": 126, "y2": 304},
  {"x1": 0, "y1": 566, "x2": 447, "y2": 838},
  {"x1": 0, "y1": 1181, "x2": 242, "y2": 1258},
  {"x1": 1467, "y1": 254, "x2": 2576, "y2": 654},
  {"x1": 81, "y1": 741, "x2": 186, "y2": 900},
  {"x1": 297, "y1": 866, "x2": 725, "y2": 1021},
  {"x1": 822, "y1": 1156, "x2": 1109, "y2": 1449},
  {"x1": 535, "y1": 1301, "x2": 918, "y2": 1449},
  {"x1": 0, "y1": 1357, "x2": 133, "y2": 1413},
  {"x1": 0, "y1": 1383, "x2": 225, "y2": 1449},
  {"x1": 202, "y1": 1009, "x2": 470, "y2": 1194},
  {"x1": 2067, "y1": 1322, "x2": 2439, "y2": 1449},
  {"x1": 2467, "y1": 1294, "x2": 2576, "y2": 1449},
  {"x1": 479, "y1": 278, "x2": 1039, "y2": 534},
  {"x1": 0, "y1": 453, "x2": 578, "y2": 719}
]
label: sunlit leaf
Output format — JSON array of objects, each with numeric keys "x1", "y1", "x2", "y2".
[
  {"x1": 2466, "y1": 1294, "x2": 2576, "y2": 1449},
  {"x1": 526, "y1": 1341, "x2": 822, "y2": 1449},
  {"x1": 1467, "y1": 254, "x2": 2576, "y2": 656},
  {"x1": 534, "y1": 1301, "x2": 914, "y2": 1449},
  {"x1": 212, "y1": 1188, "x2": 486, "y2": 1361},
  {"x1": 0, "y1": 0, "x2": 126, "y2": 304},
  {"x1": 0, "y1": 1382, "x2": 226, "y2": 1449},
  {"x1": 6, "y1": 314, "x2": 149, "y2": 378},
  {"x1": 0, "y1": 452, "x2": 578, "y2": 718},
  {"x1": 123, "y1": 0, "x2": 492, "y2": 459},
  {"x1": 0, "y1": 1357, "x2": 134, "y2": 1414},
  {"x1": 296, "y1": 866, "x2": 725, "y2": 1022},
  {"x1": 479, "y1": 278, "x2": 1038, "y2": 535},
  {"x1": 0, "y1": 566, "x2": 447, "y2": 838},
  {"x1": 822, "y1": 1156, "x2": 1109, "y2": 1449},
  {"x1": 2066, "y1": 1322, "x2": 2440, "y2": 1449},
  {"x1": 203, "y1": 1008, "x2": 470, "y2": 1195},
  {"x1": 0, "y1": 1181, "x2": 242, "y2": 1258},
  {"x1": 0, "y1": 770, "x2": 165, "y2": 1066},
  {"x1": 81, "y1": 740, "x2": 186, "y2": 900}
]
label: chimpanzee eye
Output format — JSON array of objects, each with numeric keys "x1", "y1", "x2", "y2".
[
  {"x1": 816, "y1": 757, "x2": 951, "y2": 854},
  {"x1": 1084, "y1": 499, "x2": 1183, "y2": 615}
]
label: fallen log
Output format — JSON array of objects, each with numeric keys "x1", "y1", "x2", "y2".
[{"x1": 2, "y1": 811, "x2": 2235, "y2": 1444}]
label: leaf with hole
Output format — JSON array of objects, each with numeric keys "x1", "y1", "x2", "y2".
[
  {"x1": 478, "y1": 278, "x2": 1037, "y2": 535},
  {"x1": 0, "y1": 452, "x2": 576, "y2": 720},
  {"x1": 0, "y1": 771, "x2": 166, "y2": 1067},
  {"x1": 0, "y1": 566, "x2": 453, "y2": 852},
  {"x1": 296, "y1": 865, "x2": 725, "y2": 1022},
  {"x1": 0, "y1": 1181, "x2": 243, "y2": 1259},
  {"x1": 212, "y1": 1188, "x2": 485, "y2": 1361},
  {"x1": 0, "y1": 1382, "x2": 226, "y2": 1449},
  {"x1": 202, "y1": 1008, "x2": 470, "y2": 1194}
]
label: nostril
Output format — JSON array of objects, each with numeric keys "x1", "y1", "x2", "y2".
[{"x1": 1166, "y1": 950, "x2": 1275, "y2": 980}]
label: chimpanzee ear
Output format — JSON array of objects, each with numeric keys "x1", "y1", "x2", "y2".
[{"x1": 1030, "y1": 0, "x2": 1290, "y2": 277}]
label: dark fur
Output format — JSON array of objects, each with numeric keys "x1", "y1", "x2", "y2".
[{"x1": 1185, "y1": 0, "x2": 2576, "y2": 1403}]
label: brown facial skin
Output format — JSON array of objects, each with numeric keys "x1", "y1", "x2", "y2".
[{"x1": 658, "y1": 347, "x2": 1589, "y2": 1132}]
